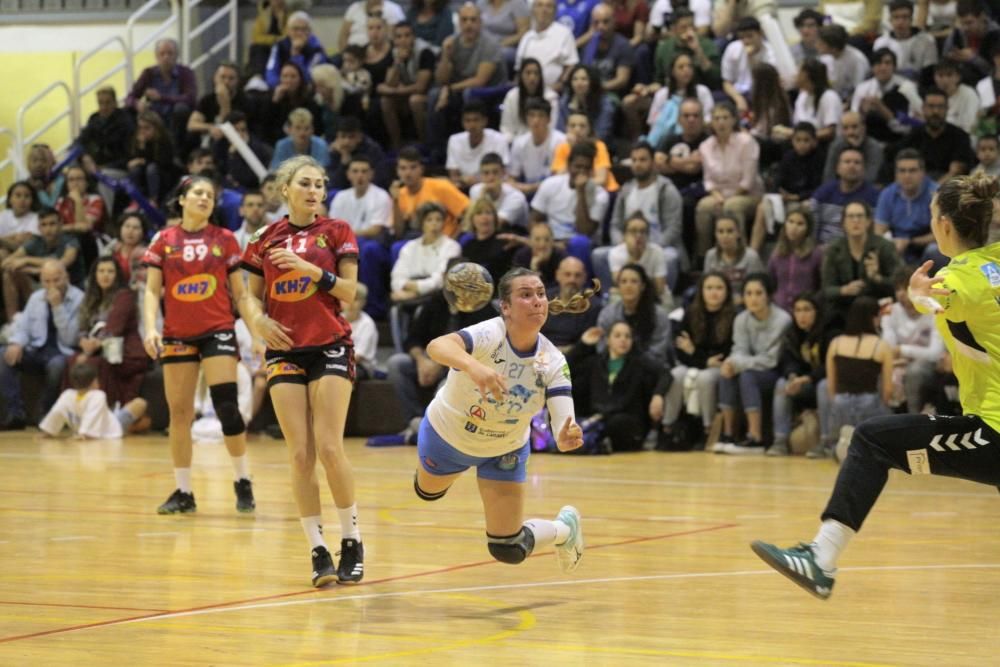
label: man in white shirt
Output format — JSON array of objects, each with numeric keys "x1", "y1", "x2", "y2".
[
  {"x1": 446, "y1": 99, "x2": 511, "y2": 190},
  {"x1": 819, "y1": 23, "x2": 871, "y2": 102},
  {"x1": 531, "y1": 141, "x2": 609, "y2": 271},
  {"x1": 469, "y1": 153, "x2": 530, "y2": 232},
  {"x1": 606, "y1": 141, "x2": 682, "y2": 290},
  {"x1": 850, "y1": 48, "x2": 923, "y2": 143},
  {"x1": 234, "y1": 190, "x2": 268, "y2": 251},
  {"x1": 330, "y1": 154, "x2": 393, "y2": 319},
  {"x1": 515, "y1": 0, "x2": 578, "y2": 93},
  {"x1": 934, "y1": 60, "x2": 980, "y2": 134},
  {"x1": 873, "y1": 0, "x2": 938, "y2": 79},
  {"x1": 509, "y1": 98, "x2": 566, "y2": 196},
  {"x1": 721, "y1": 17, "x2": 777, "y2": 113}
]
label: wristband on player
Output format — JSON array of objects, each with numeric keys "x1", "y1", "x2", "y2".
[{"x1": 317, "y1": 270, "x2": 337, "y2": 292}]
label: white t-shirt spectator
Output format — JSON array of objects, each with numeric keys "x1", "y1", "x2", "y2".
[
  {"x1": 608, "y1": 242, "x2": 668, "y2": 281},
  {"x1": 469, "y1": 182, "x2": 530, "y2": 230},
  {"x1": 390, "y1": 235, "x2": 462, "y2": 294},
  {"x1": 509, "y1": 128, "x2": 566, "y2": 184},
  {"x1": 0, "y1": 209, "x2": 39, "y2": 237},
  {"x1": 499, "y1": 87, "x2": 560, "y2": 142},
  {"x1": 329, "y1": 185, "x2": 393, "y2": 235},
  {"x1": 793, "y1": 88, "x2": 843, "y2": 130},
  {"x1": 721, "y1": 40, "x2": 777, "y2": 95},
  {"x1": 531, "y1": 173, "x2": 609, "y2": 240},
  {"x1": 947, "y1": 84, "x2": 980, "y2": 134},
  {"x1": 872, "y1": 30, "x2": 938, "y2": 76},
  {"x1": 515, "y1": 21, "x2": 578, "y2": 90},
  {"x1": 446, "y1": 129, "x2": 511, "y2": 178},
  {"x1": 348, "y1": 310, "x2": 378, "y2": 373},
  {"x1": 850, "y1": 74, "x2": 923, "y2": 115},
  {"x1": 344, "y1": 0, "x2": 405, "y2": 46},
  {"x1": 821, "y1": 46, "x2": 871, "y2": 100}
]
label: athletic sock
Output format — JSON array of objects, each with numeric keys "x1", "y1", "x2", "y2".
[
  {"x1": 337, "y1": 504, "x2": 361, "y2": 541},
  {"x1": 230, "y1": 454, "x2": 250, "y2": 481},
  {"x1": 174, "y1": 468, "x2": 193, "y2": 494},
  {"x1": 523, "y1": 518, "x2": 570, "y2": 548},
  {"x1": 300, "y1": 516, "x2": 326, "y2": 550},
  {"x1": 811, "y1": 519, "x2": 855, "y2": 572}
]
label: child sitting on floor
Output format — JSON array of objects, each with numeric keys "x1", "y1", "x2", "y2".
[{"x1": 39, "y1": 362, "x2": 147, "y2": 439}]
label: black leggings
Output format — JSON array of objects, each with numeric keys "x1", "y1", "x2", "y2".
[{"x1": 822, "y1": 413, "x2": 1000, "y2": 531}]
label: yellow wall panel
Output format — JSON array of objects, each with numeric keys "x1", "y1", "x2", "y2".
[{"x1": 0, "y1": 50, "x2": 154, "y2": 195}]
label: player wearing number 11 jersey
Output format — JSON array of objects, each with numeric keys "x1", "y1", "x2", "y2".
[{"x1": 240, "y1": 156, "x2": 365, "y2": 587}]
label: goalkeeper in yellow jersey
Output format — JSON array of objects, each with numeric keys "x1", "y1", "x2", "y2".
[{"x1": 751, "y1": 173, "x2": 1000, "y2": 600}]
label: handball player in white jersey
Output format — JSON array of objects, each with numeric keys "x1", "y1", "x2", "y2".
[{"x1": 414, "y1": 267, "x2": 592, "y2": 572}]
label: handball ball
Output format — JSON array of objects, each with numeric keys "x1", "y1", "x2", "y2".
[{"x1": 444, "y1": 262, "x2": 494, "y2": 313}]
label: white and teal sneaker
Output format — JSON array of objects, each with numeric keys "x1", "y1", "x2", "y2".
[
  {"x1": 555, "y1": 505, "x2": 584, "y2": 573},
  {"x1": 750, "y1": 540, "x2": 836, "y2": 600}
]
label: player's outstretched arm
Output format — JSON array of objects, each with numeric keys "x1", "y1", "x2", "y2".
[
  {"x1": 427, "y1": 333, "x2": 507, "y2": 402},
  {"x1": 908, "y1": 260, "x2": 952, "y2": 314}
]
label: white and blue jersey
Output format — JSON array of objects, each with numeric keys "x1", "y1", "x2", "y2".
[{"x1": 426, "y1": 317, "x2": 574, "y2": 459}]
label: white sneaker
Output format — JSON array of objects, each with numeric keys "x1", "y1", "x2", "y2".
[
  {"x1": 711, "y1": 440, "x2": 731, "y2": 453},
  {"x1": 554, "y1": 505, "x2": 584, "y2": 573},
  {"x1": 834, "y1": 426, "x2": 854, "y2": 463}
]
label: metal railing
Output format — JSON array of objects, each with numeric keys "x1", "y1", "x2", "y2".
[
  {"x1": 3, "y1": 0, "x2": 220, "y2": 201},
  {"x1": 125, "y1": 0, "x2": 180, "y2": 62},
  {"x1": 0, "y1": 127, "x2": 19, "y2": 207},
  {"x1": 182, "y1": 0, "x2": 238, "y2": 81},
  {"x1": 15, "y1": 81, "x2": 78, "y2": 161},
  {"x1": 73, "y1": 35, "x2": 133, "y2": 128}
]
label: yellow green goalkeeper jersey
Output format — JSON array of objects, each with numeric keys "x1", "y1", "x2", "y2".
[{"x1": 914, "y1": 242, "x2": 1000, "y2": 432}]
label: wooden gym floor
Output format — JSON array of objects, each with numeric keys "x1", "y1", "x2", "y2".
[{"x1": 1, "y1": 432, "x2": 999, "y2": 666}]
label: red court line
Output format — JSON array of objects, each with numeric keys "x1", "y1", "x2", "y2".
[
  {"x1": 0, "y1": 522, "x2": 737, "y2": 645},
  {"x1": 0, "y1": 600, "x2": 168, "y2": 612}
]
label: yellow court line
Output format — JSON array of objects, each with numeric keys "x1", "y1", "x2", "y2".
[
  {"x1": 278, "y1": 594, "x2": 537, "y2": 666},
  {"x1": 508, "y1": 640, "x2": 898, "y2": 667}
]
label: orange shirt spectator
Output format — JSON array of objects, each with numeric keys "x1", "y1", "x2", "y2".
[{"x1": 397, "y1": 177, "x2": 470, "y2": 238}]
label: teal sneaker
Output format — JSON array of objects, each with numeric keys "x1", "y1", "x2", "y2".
[
  {"x1": 750, "y1": 540, "x2": 835, "y2": 600},
  {"x1": 555, "y1": 506, "x2": 584, "y2": 573}
]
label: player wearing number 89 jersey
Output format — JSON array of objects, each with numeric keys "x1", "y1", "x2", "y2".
[
  {"x1": 143, "y1": 223, "x2": 242, "y2": 341},
  {"x1": 141, "y1": 175, "x2": 256, "y2": 518}
]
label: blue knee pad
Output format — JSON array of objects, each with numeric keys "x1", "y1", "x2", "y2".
[
  {"x1": 487, "y1": 526, "x2": 535, "y2": 564},
  {"x1": 209, "y1": 382, "x2": 245, "y2": 436}
]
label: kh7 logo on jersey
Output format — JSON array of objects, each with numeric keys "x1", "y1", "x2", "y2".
[
  {"x1": 270, "y1": 270, "x2": 317, "y2": 302},
  {"x1": 172, "y1": 274, "x2": 217, "y2": 302}
]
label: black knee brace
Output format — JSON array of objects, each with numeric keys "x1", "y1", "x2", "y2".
[
  {"x1": 209, "y1": 382, "x2": 245, "y2": 436},
  {"x1": 487, "y1": 526, "x2": 535, "y2": 564},
  {"x1": 413, "y1": 473, "x2": 448, "y2": 501}
]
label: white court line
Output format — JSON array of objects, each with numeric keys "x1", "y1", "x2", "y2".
[
  {"x1": 117, "y1": 562, "x2": 1000, "y2": 628},
  {"x1": 50, "y1": 535, "x2": 96, "y2": 542}
]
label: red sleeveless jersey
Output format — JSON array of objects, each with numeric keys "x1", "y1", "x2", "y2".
[
  {"x1": 142, "y1": 224, "x2": 241, "y2": 339},
  {"x1": 241, "y1": 216, "x2": 359, "y2": 350}
]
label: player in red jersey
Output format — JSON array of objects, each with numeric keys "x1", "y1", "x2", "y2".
[
  {"x1": 142, "y1": 175, "x2": 257, "y2": 515},
  {"x1": 241, "y1": 156, "x2": 365, "y2": 587}
]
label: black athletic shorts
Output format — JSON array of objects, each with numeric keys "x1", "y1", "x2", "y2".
[
  {"x1": 265, "y1": 343, "x2": 356, "y2": 387},
  {"x1": 161, "y1": 330, "x2": 239, "y2": 364}
]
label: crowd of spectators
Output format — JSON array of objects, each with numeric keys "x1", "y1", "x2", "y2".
[{"x1": 0, "y1": 0, "x2": 988, "y2": 452}]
